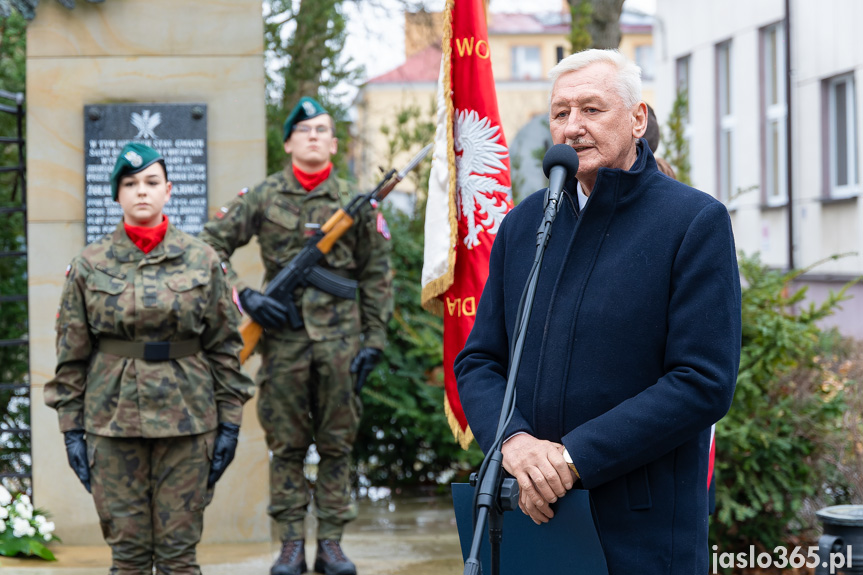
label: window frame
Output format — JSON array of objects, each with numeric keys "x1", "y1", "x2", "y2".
[
  {"x1": 636, "y1": 44, "x2": 655, "y2": 82},
  {"x1": 716, "y1": 41, "x2": 735, "y2": 204},
  {"x1": 827, "y1": 73, "x2": 859, "y2": 198},
  {"x1": 761, "y1": 22, "x2": 788, "y2": 206},
  {"x1": 675, "y1": 54, "x2": 694, "y2": 165},
  {"x1": 676, "y1": 54, "x2": 691, "y2": 124},
  {"x1": 511, "y1": 45, "x2": 543, "y2": 81}
]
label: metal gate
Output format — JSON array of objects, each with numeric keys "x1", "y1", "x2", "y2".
[{"x1": 0, "y1": 88, "x2": 31, "y2": 495}]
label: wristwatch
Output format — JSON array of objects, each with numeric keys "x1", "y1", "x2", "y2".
[{"x1": 563, "y1": 449, "x2": 580, "y2": 480}]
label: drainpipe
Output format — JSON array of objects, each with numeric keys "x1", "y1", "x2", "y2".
[{"x1": 785, "y1": 0, "x2": 794, "y2": 270}]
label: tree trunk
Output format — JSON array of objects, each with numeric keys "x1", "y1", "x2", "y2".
[
  {"x1": 568, "y1": 0, "x2": 626, "y2": 50},
  {"x1": 280, "y1": 0, "x2": 342, "y2": 109}
]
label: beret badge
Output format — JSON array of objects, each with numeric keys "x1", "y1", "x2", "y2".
[{"x1": 124, "y1": 150, "x2": 143, "y2": 168}]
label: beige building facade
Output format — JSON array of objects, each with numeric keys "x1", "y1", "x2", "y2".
[
  {"x1": 655, "y1": 0, "x2": 863, "y2": 338},
  {"x1": 354, "y1": 6, "x2": 656, "y2": 203},
  {"x1": 26, "y1": 0, "x2": 270, "y2": 545}
]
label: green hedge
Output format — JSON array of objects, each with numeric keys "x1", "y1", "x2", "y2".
[
  {"x1": 354, "y1": 208, "x2": 484, "y2": 487},
  {"x1": 711, "y1": 253, "x2": 858, "y2": 553}
]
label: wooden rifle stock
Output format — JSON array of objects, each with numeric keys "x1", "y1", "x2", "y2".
[
  {"x1": 317, "y1": 211, "x2": 355, "y2": 253},
  {"x1": 238, "y1": 212, "x2": 356, "y2": 364},
  {"x1": 239, "y1": 318, "x2": 263, "y2": 364}
]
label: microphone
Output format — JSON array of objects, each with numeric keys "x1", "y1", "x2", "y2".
[{"x1": 542, "y1": 144, "x2": 580, "y2": 212}]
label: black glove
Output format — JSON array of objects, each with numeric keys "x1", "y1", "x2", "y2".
[
  {"x1": 64, "y1": 430, "x2": 91, "y2": 493},
  {"x1": 238, "y1": 288, "x2": 289, "y2": 329},
  {"x1": 350, "y1": 347, "x2": 382, "y2": 394},
  {"x1": 208, "y1": 422, "x2": 240, "y2": 488}
]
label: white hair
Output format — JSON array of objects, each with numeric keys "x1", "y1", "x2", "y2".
[{"x1": 548, "y1": 49, "x2": 642, "y2": 108}]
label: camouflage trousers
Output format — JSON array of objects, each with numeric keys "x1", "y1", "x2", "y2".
[
  {"x1": 88, "y1": 432, "x2": 216, "y2": 575},
  {"x1": 257, "y1": 335, "x2": 362, "y2": 542}
]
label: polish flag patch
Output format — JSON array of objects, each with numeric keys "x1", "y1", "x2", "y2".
[
  {"x1": 65, "y1": 264, "x2": 72, "y2": 277},
  {"x1": 376, "y1": 212, "x2": 390, "y2": 240},
  {"x1": 232, "y1": 286, "x2": 243, "y2": 314}
]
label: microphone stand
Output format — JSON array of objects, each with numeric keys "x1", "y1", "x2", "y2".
[{"x1": 463, "y1": 185, "x2": 567, "y2": 575}]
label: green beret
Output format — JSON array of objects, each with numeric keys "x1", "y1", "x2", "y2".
[
  {"x1": 282, "y1": 96, "x2": 328, "y2": 141},
  {"x1": 110, "y1": 142, "x2": 164, "y2": 201}
]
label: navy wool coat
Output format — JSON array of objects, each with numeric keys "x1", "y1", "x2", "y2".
[{"x1": 454, "y1": 142, "x2": 742, "y2": 575}]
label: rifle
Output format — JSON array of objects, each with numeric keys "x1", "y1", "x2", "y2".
[{"x1": 239, "y1": 144, "x2": 433, "y2": 363}]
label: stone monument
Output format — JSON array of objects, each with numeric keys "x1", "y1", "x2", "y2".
[{"x1": 26, "y1": 0, "x2": 270, "y2": 545}]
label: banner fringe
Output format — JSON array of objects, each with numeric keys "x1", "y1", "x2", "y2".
[
  {"x1": 420, "y1": 0, "x2": 458, "y2": 312},
  {"x1": 445, "y1": 394, "x2": 475, "y2": 450},
  {"x1": 420, "y1": 280, "x2": 448, "y2": 315},
  {"x1": 443, "y1": 0, "x2": 459, "y2": 303}
]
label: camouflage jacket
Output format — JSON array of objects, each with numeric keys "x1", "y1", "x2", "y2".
[
  {"x1": 44, "y1": 222, "x2": 255, "y2": 438},
  {"x1": 198, "y1": 169, "x2": 393, "y2": 349}
]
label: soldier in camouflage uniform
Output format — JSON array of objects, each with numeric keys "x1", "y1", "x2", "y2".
[
  {"x1": 199, "y1": 97, "x2": 393, "y2": 575},
  {"x1": 45, "y1": 143, "x2": 255, "y2": 575}
]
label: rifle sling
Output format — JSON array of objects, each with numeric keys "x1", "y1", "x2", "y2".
[
  {"x1": 307, "y1": 266, "x2": 358, "y2": 299},
  {"x1": 99, "y1": 338, "x2": 202, "y2": 361}
]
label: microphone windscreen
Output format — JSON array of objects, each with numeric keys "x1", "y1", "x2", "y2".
[{"x1": 542, "y1": 143, "x2": 580, "y2": 180}]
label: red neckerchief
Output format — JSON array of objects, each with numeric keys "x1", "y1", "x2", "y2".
[
  {"x1": 124, "y1": 215, "x2": 169, "y2": 254},
  {"x1": 293, "y1": 163, "x2": 333, "y2": 192}
]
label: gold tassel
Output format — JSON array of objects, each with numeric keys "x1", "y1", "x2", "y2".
[{"x1": 445, "y1": 394, "x2": 475, "y2": 450}]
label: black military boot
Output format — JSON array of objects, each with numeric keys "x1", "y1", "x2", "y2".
[
  {"x1": 314, "y1": 539, "x2": 357, "y2": 575},
  {"x1": 271, "y1": 539, "x2": 306, "y2": 575}
]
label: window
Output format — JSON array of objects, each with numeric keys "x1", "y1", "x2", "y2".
[
  {"x1": 511, "y1": 46, "x2": 542, "y2": 80},
  {"x1": 762, "y1": 23, "x2": 787, "y2": 205},
  {"x1": 676, "y1": 55, "x2": 690, "y2": 122},
  {"x1": 636, "y1": 45, "x2": 655, "y2": 82},
  {"x1": 676, "y1": 56, "x2": 690, "y2": 93},
  {"x1": 675, "y1": 54, "x2": 693, "y2": 160},
  {"x1": 556, "y1": 46, "x2": 565, "y2": 63},
  {"x1": 717, "y1": 41, "x2": 734, "y2": 203},
  {"x1": 827, "y1": 73, "x2": 859, "y2": 197}
]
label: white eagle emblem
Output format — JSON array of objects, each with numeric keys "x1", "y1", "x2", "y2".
[
  {"x1": 454, "y1": 109, "x2": 512, "y2": 248},
  {"x1": 130, "y1": 110, "x2": 162, "y2": 139},
  {"x1": 124, "y1": 150, "x2": 143, "y2": 167}
]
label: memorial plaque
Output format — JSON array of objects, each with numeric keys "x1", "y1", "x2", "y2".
[{"x1": 84, "y1": 103, "x2": 208, "y2": 243}]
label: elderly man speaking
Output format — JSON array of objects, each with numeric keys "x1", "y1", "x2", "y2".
[{"x1": 454, "y1": 49, "x2": 742, "y2": 574}]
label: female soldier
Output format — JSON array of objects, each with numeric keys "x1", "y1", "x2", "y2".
[{"x1": 45, "y1": 142, "x2": 254, "y2": 575}]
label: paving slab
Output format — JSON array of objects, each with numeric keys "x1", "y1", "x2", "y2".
[{"x1": 0, "y1": 495, "x2": 465, "y2": 575}]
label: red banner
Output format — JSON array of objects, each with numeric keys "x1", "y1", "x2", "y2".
[{"x1": 422, "y1": 0, "x2": 513, "y2": 449}]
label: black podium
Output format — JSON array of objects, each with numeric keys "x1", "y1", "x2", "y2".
[{"x1": 453, "y1": 483, "x2": 609, "y2": 574}]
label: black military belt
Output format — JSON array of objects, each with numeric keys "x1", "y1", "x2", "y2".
[{"x1": 98, "y1": 338, "x2": 202, "y2": 361}]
